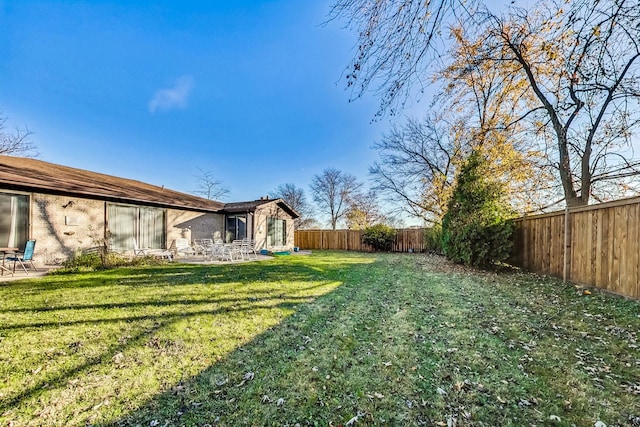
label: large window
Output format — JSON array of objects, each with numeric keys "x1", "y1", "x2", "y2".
[
  {"x1": 226, "y1": 215, "x2": 247, "y2": 241},
  {"x1": 0, "y1": 192, "x2": 29, "y2": 249},
  {"x1": 108, "y1": 204, "x2": 166, "y2": 250},
  {"x1": 267, "y1": 217, "x2": 286, "y2": 247}
]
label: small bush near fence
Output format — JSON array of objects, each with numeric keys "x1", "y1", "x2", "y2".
[
  {"x1": 362, "y1": 224, "x2": 396, "y2": 251},
  {"x1": 442, "y1": 150, "x2": 514, "y2": 267},
  {"x1": 423, "y1": 226, "x2": 443, "y2": 254}
]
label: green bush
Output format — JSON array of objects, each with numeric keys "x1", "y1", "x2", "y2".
[
  {"x1": 57, "y1": 251, "x2": 165, "y2": 273},
  {"x1": 424, "y1": 225, "x2": 443, "y2": 254},
  {"x1": 362, "y1": 224, "x2": 396, "y2": 251},
  {"x1": 442, "y1": 150, "x2": 514, "y2": 267}
]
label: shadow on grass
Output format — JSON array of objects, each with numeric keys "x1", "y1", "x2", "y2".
[
  {"x1": 0, "y1": 299, "x2": 303, "y2": 414},
  {"x1": 0, "y1": 252, "x2": 376, "y2": 424},
  {"x1": 97, "y1": 252, "x2": 640, "y2": 427},
  {"x1": 5, "y1": 259, "x2": 342, "y2": 292},
  {"x1": 100, "y1": 256, "x2": 393, "y2": 426}
]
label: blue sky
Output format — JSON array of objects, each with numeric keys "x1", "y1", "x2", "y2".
[{"x1": 0, "y1": 1, "x2": 396, "y2": 206}]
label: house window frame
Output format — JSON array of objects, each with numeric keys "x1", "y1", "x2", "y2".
[
  {"x1": 0, "y1": 191, "x2": 30, "y2": 250},
  {"x1": 107, "y1": 203, "x2": 166, "y2": 250},
  {"x1": 267, "y1": 217, "x2": 286, "y2": 247},
  {"x1": 225, "y1": 214, "x2": 247, "y2": 242}
]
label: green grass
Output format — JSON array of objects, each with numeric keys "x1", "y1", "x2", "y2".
[{"x1": 1, "y1": 252, "x2": 639, "y2": 426}]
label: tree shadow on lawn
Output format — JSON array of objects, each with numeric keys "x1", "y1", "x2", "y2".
[
  {"x1": 100, "y1": 254, "x2": 640, "y2": 427},
  {"x1": 1, "y1": 298, "x2": 307, "y2": 416},
  {"x1": 102, "y1": 257, "x2": 437, "y2": 426},
  {"x1": 0, "y1": 253, "x2": 375, "y2": 425},
  {"x1": 0, "y1": 260, "x2": 344, "y2": 310},
  {"x1": 8, "y1": 259, "x2": 336, "y2": 292}
]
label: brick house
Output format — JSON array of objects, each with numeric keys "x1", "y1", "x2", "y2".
[{"x1": 0, "y1": 155, "x2": 298, "y2": 264}]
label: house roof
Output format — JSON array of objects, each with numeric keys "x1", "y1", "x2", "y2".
[
  {"x1": 0, "y1": 155, "x2": 224, "y2": 212},
  {"x1": 223, "y1": 198, "x2": 300, "y2": 218}
]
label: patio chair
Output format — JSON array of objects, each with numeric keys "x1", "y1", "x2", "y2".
[
  {"x1": 131, "y1": 237, "x2": 146, "y2": 257},
  {"x1": 203, "y1": 240, "x2": 230, "y2": 261},
  {"x1": 195, "y1": 239, "x2": 216, "y2": 259},
  {"x1": 241, "y1": 238, "x2": 258, "y2": 259},
  {"x1": 131, "y1": 237, "x2": 173, "y2": 261},
  {"x1": 6, "y1": 240, "x2": 38, "y2": 274},
  {"x1": 230, "y1": 240, "x2": 246, "y2": 262},
  {"x1": 172, "y1": 238, "x2": 199, "y2": 258}
]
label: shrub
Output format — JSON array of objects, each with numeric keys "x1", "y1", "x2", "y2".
[
  {"x1": 362, "y1": 224, "x2": 396, "y2": 251},
  {"x1": 424, "y1": 225, "x2": 443, "y2": 254},
  {"x1": 441, "y1": 150, "x2": 514, "y2": 267},
  {"x1": 56, "y1": 251, "x2": 164, "y2": 273}
]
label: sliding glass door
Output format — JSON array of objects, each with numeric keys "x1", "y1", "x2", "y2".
[
  {"x1": 267, "y1": 217, "x2": 286, "y2": 247},
  {"x1": 0, "y1": 192, "x2": 29, "y2": 250},
  {"x1": 226, "y1": 215, "x2": 247, "y2": 241},
  {"x1": 107, "y1": 204, "x2": 166, "y2": 250}
]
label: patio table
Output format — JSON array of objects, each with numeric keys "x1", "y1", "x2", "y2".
[
  {"x1": 203, "y1": 243, "x2": 233, "y2": 261},
  {"x1": 0, "y1": 247, "x2": 18, "y2": 276}
]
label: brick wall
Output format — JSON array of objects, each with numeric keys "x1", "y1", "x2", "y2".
[
  {"x1": 254, "y1": 203, "x2": 296, "y2": 251},
  {"x1": 166, "y1": 210, "x2": 224, "y2": 245},
  {"x1": 31, "y1": 193, "x2": 105, "y2": 264}
]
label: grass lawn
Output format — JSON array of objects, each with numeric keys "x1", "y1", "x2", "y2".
[{"x1": 1, "y1": 251, "x2": 639, "y2": 426}]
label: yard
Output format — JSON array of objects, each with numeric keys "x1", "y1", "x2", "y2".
[{"x1": 1, "y1": 252, "x2": 639, "y2": 426}]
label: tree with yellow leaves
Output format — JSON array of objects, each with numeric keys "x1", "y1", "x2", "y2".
[{"x1": 334, "y1": 0, "x2": 640, "y2": 207}]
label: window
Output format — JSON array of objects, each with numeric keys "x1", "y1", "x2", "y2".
[
  {"x1": 267, "y1": 217, "x2": 286, "y2": 247},
  {"x1": 107, "y1": 204, "x2": 165, "y2": 250},
  {"x1": 0, "y1": 192, "x2": 29, "y2": 249},
  {"x1": 226, "y1": 215, "x2": 247, "y2": 241}
]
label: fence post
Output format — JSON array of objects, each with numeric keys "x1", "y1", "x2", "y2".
[{"x1": 563, "y1": 207, "x2": 570, "y2": 283}]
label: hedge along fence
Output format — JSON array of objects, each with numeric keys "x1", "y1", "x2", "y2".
[
  {"x1": 511, "y1": 196, "x2": 640, "y2": 299},
  {"x1": 294, "y1": 228, "x2": 427, "y2": 253},
  {"x1": 295, "y1": 196, "x2": 640, "y2": 299}
]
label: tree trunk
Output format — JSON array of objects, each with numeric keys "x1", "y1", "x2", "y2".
[{"x1": 557, "y1": 128, "x2": 587, "y2": 208}]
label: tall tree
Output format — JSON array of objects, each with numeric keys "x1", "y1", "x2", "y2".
[
  {"x1": 193, "y1": 168, "x2": 229, "y2": 201},
  {"x1": 333, "y1": 0, "x2": 640, "y2": 207},
  {"x1": 329, "y1": 0, "x2": 474, "y2": 116},
  {"x1": 479, "y1": 1, "x2": 640, "y2": 206},
  {"x1": 0, "y1": 113, "x2": 36, "y2": 156},
  {"x1": 271, "y1": 183, "x2": 316, "y2": 230},
  {"x1": 370, "y1": 115, "x2": 460, "y2": 224},
  {"x1": 310, "y1": 168, "x2": 362, "y2": 230},
  {"x1": 440, "y1": 24, "x2": 558, "y2": 212}
]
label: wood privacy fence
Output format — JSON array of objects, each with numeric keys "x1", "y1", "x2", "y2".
[
  {"x1": 511, "y1": 196, "x2": 640, "y2": 299},
  {"x1": 294, "y1": 228, "x2": 427, "y2": 253},
  {"x1": 295, "y1": 195, "x2": 640, "y2": 299}
]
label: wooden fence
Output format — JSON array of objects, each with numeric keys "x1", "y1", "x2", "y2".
[
  {"x1": 294, "y1": 228, "x2": 427, "y2": 253},
  {"x1": 295, "y1": 196, "x2": 640, "y2": 299},
  {"x1": 511, "y1": 196, "x2": 640, "y2": 299}
]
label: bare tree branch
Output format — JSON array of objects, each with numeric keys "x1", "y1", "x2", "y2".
[
  {"x1": 0, "y1": 113, "x2": 37, "y2": 157},
  {"x1": 193, "y1": 168, "x2": 229, "y2": 201}
]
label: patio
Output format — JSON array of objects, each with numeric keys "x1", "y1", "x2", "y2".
[{"x1": 175, "y1": 249, "x2": 310, "y2": 265}]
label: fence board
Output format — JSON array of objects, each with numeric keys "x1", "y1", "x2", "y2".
[
  {"x1": 295, "y1": 228, "x2": 427, "y2": 252},
  {"x1": 296, "y1": 195, "x2": 640, "y2": 299},
  {"x1": 512, "y1": 196, "x2": 640, "y2": 299}
]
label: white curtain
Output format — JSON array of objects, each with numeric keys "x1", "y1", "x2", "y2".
[
  {"x1": 139, "y1": 207, "x2": 165, "y2": 249},
  {"x1": 0, "y1": 193, "x2": 28, "y2": 248},
  {"x1": 108, "y1": 204, "x2": 165, "y2": 250},
  {"x1": 107, "y1": 204, "x2": 137, "y2": 250},
  {"x1": 267, "y1": 218, "x2": 285, "y2": 247},
  {"x1": 8, "y1": 197, "x2": 17, "y2": 247}
]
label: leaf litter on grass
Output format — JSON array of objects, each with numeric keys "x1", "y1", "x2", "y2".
[{"x1": 1, "y1": 252, "x2": 639, "y2": 426}]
